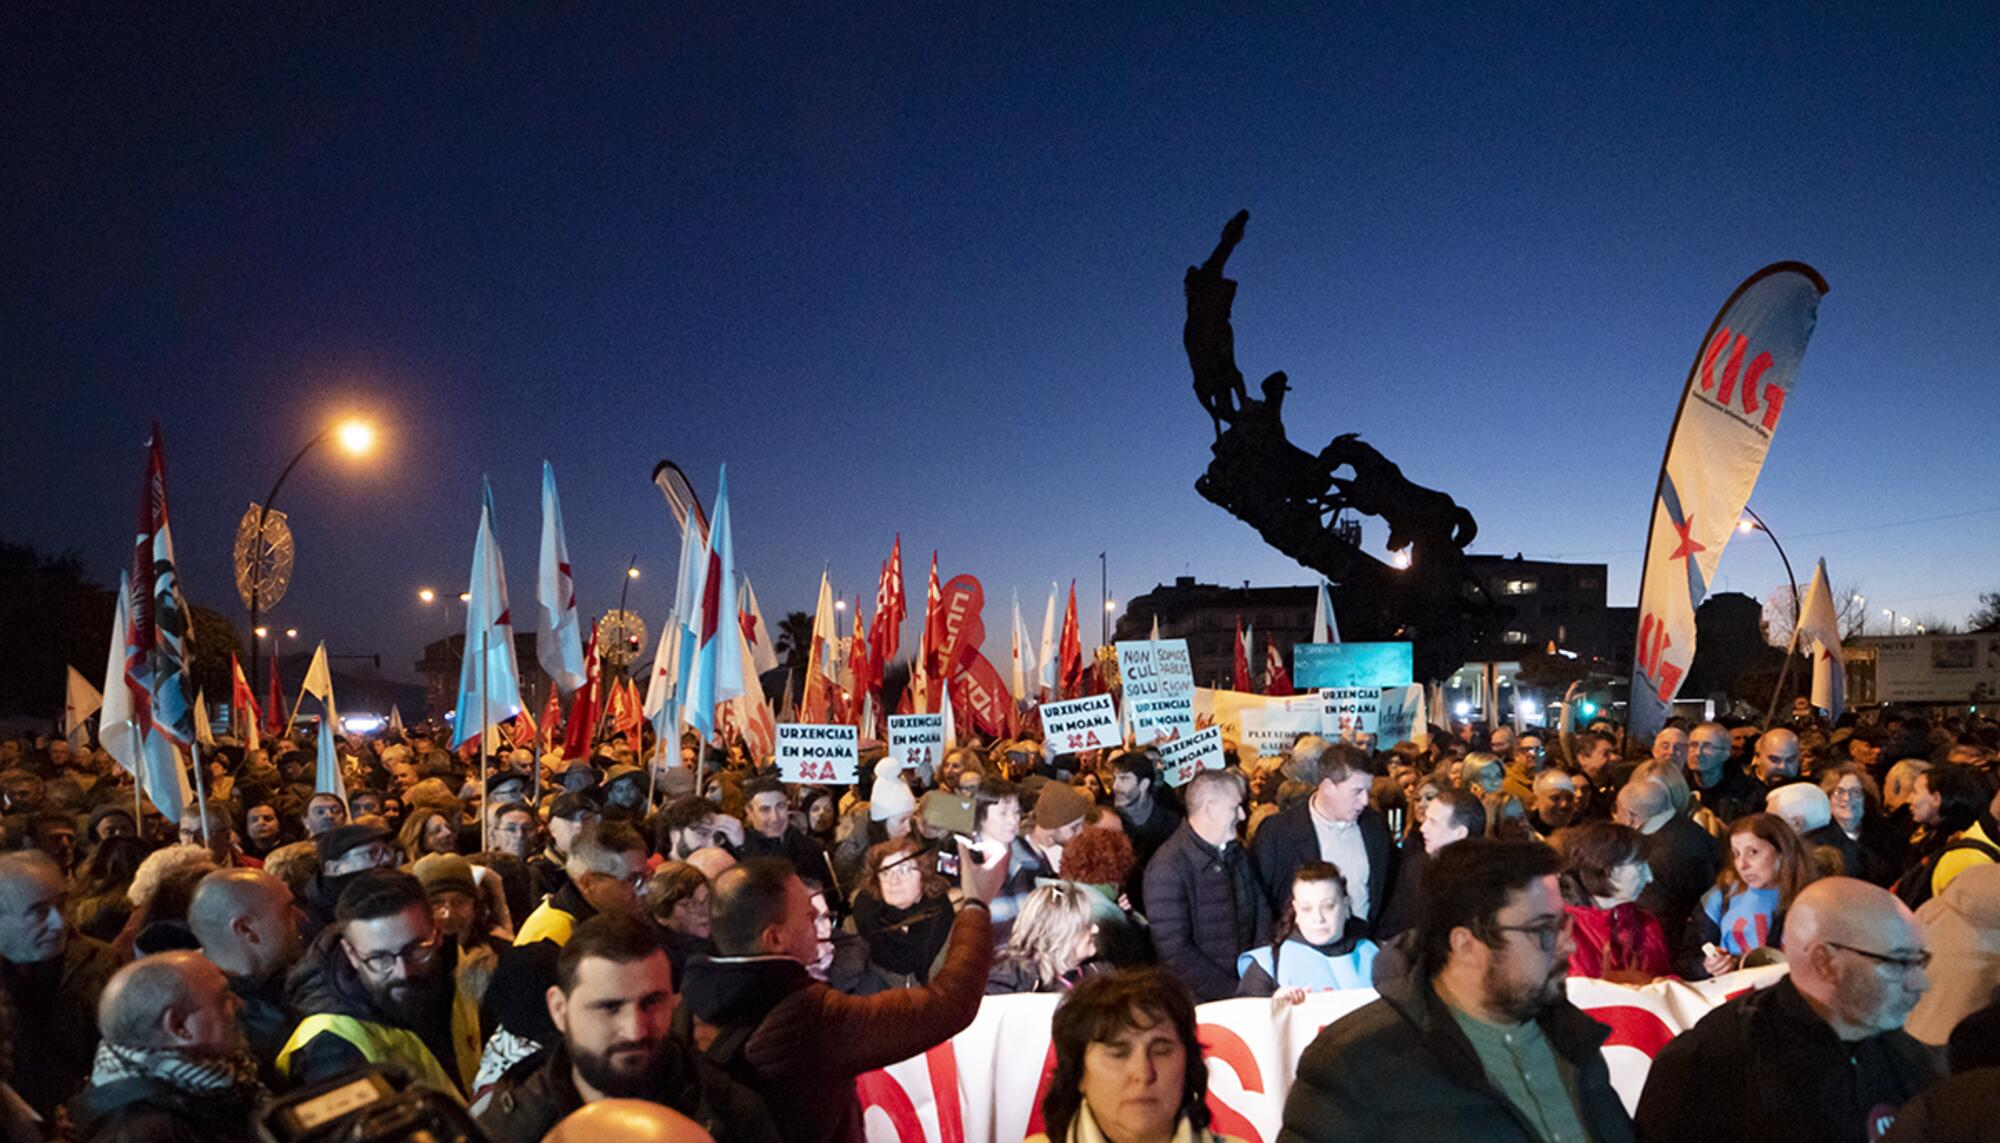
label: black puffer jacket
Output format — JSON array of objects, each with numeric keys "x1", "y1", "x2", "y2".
[
  {"x1": 1141, "y1": 822, "x2": 1270, "y2": 1002},
  {"x1": 1278, "y1": 934, "x2": 1634, "y2": 1143},
  {"x1": 475, "y1": 1041, "x2": 779, "y2": 1143}
]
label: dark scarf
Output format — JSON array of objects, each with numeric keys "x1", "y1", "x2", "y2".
[{"x1": 853, "y1": 892, "x2": 954, "y2": 978}]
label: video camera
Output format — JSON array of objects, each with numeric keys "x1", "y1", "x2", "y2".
[{"x1": 256, "y1": 1066, "x2": 487, "y2": 1143}]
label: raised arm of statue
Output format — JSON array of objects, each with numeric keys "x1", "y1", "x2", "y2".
[{"x1": 1184, "y1": 210, "x2": 1254, "y2": 438}]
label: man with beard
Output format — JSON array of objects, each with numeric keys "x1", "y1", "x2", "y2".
[
  {"x1": 477, "y1": 915, "x2": 777, "y2": 1143},
  {"x1": 296, "y1": 823, "x2": 402, "y2": 939},
  {"x1": 1279, "y1": 840, "x2": 1634, "y2": 1142},
  {"x1": 188, "y1": 869, "x2": 304, "y2": 1083},
  {"x1": 528, "y1": 793, "x2": 603, "y2": 903},
  {"x1": 0, "y1": 851, "x2": 121, "y2": 1122},
  {"x1": 278, "y1": 870, "x2": 481, "y2": 1094},
  {"x1": 1747, "y1": 726, "x2": 1805, "y2": 811},
  {"x1": 71, "y1": 952, "x2": 265, "y2": 1143},
  {"x1": 1110, "y1": 751, "x2": 1182, "y2": 872},
  {"x1": 1636, "y1": 878, "x2": 1938, "y2": 1143}
]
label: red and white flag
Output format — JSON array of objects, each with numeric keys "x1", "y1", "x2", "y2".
[
  {"x1": 739, "y1": 574, "x2": 781, "y2": 676},
  {"x1": 869, "y1": 536, "x2": 906, "y2": 675},
  {"x1": 228, "y1": 653, "x2": 259, "y2": 752},
  {"x1": 801, "y1": 570, "x2": 839, "y2": 721},
  {"x1": 535, "y1": 462, "x2": 588, "y2": 696},
  {"x1": 66, "y1": 666, "x2": 103, "y2": 755},
  {"x1": 1058, "y1": 582, "x2": 1084, "y2": 700},
  {"x1": 1233, "y1": 619, "x2": 1253, "y2": 692},
  {"x1": 1264, "y1": 636, "x2": 1294, "y2": 696},
  {"x1": 920, "y1": 552, "x2": 945, "y2": 703}
]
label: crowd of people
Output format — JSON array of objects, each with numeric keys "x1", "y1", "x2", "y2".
[{"x1": 2, "y1": 696, "x2": 1998, "y2": 1143}]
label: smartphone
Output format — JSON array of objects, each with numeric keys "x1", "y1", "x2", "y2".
[{"x1": 935, "y1": 847, "x2": 961, "y2": 878}]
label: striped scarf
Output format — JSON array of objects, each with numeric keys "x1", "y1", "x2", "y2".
[{"x1": 90, "y1": 1042, "x2": 264, "y2": 1104}]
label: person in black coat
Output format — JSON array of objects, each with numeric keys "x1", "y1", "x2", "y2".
[
  {"x1": 1142, "y1": 769, "x2": 1269, "y2": 1003},
  {"x1": 71, "y1": 952, "x2": 264, "y2": 1143},
  {"x1": 1618, "y1": 775, "x2": 1722, "y2": 953},
  {"x1": 1278, "y1": 840, "x2": 1633, "y2": 1142},
  {"x1": 1250, "y1": 744, "x2": 1395, "y2": 934},
  {"x1": 1635, "y1": 878, "x2": 1939, "y2": 1143}
]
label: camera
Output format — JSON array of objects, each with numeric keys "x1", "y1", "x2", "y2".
[{"x1": 257, "y1": 1066, "x2": 488, "y2": 1143}]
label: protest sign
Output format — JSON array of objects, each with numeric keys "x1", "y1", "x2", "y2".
[
  {"x1": 887, "y1": 713, "x2": 945, "y2": 771},
  {"x1": 1038, "y1": 693, "x2": 1120, "y2": 752},
  {"x1": 1237, "y1": 703, "x2": 1324, "y2": 757},
  {"x1": 1293, "y1": 641, "x2": 1414, "y2": 690},
  {"x1": 1115, "y1": 638, "x2": 1196, "y2": 744},
  {"x1": 775, "y1": 723, "x2": 859, "y2": 784},
  {"x1": 1375, "y1": 684, "x2": 1428, "y2": 745},
  {"x1": 1159, "y1": 725, "x2": 1226, "y2": 786},
  {"x1": 1318, "y1": 687, "x2": 1381, "y2": 737},
  {"x1": 855, "y1": 967, "x2": 1789, "y2": 1142}
]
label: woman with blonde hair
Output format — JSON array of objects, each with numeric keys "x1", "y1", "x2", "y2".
[{"x1": 987, "y1": 882, "x2": 1098, "y2": 994}]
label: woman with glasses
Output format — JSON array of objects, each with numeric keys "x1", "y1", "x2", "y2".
[
  {"x1": 648, "y1": 861, "x2": 712, "y2": 989},
  {"x1": 837, "y1": 838, "x2": 956, "y2": 994},
  {"x1": 1553, "y1": 820, "x2": 1670, "y2": 982},
  {"x1": 988, "y1": 882, "x2": 1100, "y2": 994},
  {"x1": 1816, "y1": 763, "x2": 1902, "y2": 886},
  {"x1": 1680, "y1": 813, "x2": 1817, "y2": 979},
  {"x1": 1237, "y1": 862, "x2": 1378, "y2": 1002}
]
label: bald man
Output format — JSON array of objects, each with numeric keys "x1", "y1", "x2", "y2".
[
  {"x1": 546, "y1": 1100, "x2": 715, "y2": 1143},
  {"x1": 1617, "y1": 777, "x2": 1722, "y2": 955},
  {"x1": 1635, "y1": 878, "x2": 1939, "y2": 1143},
  {"x1": 189, "y1": 869, "x2": 304, "y2": 1080},
  {"x1": 0, "y1": 851, "x2": 120, "y2": 1121},
  {"x1": 72, "y1": 951, "x2": 261, "y2": 1143}
]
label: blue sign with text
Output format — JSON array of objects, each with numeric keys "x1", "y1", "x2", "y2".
[{"x1": 1293, "y1": 642, "x2": 1414, "y2": 690}]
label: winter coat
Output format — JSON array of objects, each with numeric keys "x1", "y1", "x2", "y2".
[
  {"x1": 279, "y1": 925, "x2": 481, "y2": 1094},
  {"x1": 475, "y1": 1040, "x2": 779, "y2": 1143},
  {"x1": 68, "y1": 1075, "x2": 258, "y2": 1143},
  {"x1": 1906, "y1": 861, "x2": 2000, "y2": 1045},
  {"x1": 0, "y1": 932, "x2": 120, "y2": 1120},
  {"x1": 1236, "y1": 931, "x2": 1378, "y2": 995},
  {"x1": 1563, "y1": 902, "x2": 1671, "y2": 980},
  {"x1": 676, "y1": 903, "x2": 992, "y2": 1143},
  {"x1": 1676, "y1": 885, "x2": 1782, "y2": 979},
  {"x1": 1635, "y1": 812, "x2": 1722, "y2": 953},
  {"x1": 1634, "y1": 974, "x2": 1939, "y2": 1143},
  {"x1": 1277, "y1": 934, "x2": 1633, "y2": 1143},
  {"x1": 1143, "y1": 823, "x2": 1271, "y2": 1003},
  {"x1": 1249, "y1": 802, "x2": 1395, "y2": 933}
]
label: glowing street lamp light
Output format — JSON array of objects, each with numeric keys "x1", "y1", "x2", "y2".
[
  {"x1": 457, "y1": 592, "x2": 472, "y2": 604},
  {"x1": 285, "y1": 628, "x2": 298, "y2": 639},
  {"x1": 335, "y1": 419, "x2": 377, "y2": 456},
  {"x1": 418, "y1": 587, "x2": 437, "y2": 604},
  {"x1": 254, "y1": 626, "x2": 269, "y2": 638},
  {"x1": 626, "y1": 566, "x2": 641, "y2": 580}
]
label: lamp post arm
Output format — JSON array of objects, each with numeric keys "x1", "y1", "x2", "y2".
[{"x1": 248, "y1": 428, "x2": 334, "y2": 695}]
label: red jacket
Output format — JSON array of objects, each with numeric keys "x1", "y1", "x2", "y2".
[{"x1": 1564, "y1": 902, "x2": 1671, "y2": 979}]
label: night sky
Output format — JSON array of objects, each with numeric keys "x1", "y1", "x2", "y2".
[{"x1": 7, "y1": 5, "x2": 1997, "y2": 693}]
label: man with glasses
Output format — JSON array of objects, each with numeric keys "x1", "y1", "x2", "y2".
[
  {"x1": 1637, "y1": 877, "x2": 1938, "y2": 1143},
  {"x1": 1280, "y1": 839, "x2": 1634, "y2": 1141},
  {"x1": 516, "y1": 822, "x2": 652, "y2": 947},
  {"x1": 278, "y1": 869, "x2": 482, "y2": 1094}
]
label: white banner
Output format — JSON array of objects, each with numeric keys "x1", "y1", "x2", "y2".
[
  {"x1": 858, "y1": 968, "x2": 1785, "y2": 1143},
  {"x1": 1630, "y1": 263, "x2": 1827, "y2": 740},
  {"x1": 1116, "y1": 639, "x2": 1197, "y2": 745},
  {"x1": 1236, "y1": 703, "x2": 1324, "y2": 758},
  {"x1": 775, "y1": 723, "x2": 860, "y2": 785},
  {"x1": 1316, "y1": 687, "x2": 1381, "y2": 738},
  {"x1": 888, "y1": 714, "x2": 946, "y2": 771},
  {"x1": 1039, "y1": 694, "x2": 1120, "y2": 753},
  {"x1": 1159, "y1": 726, "x2": 1227, "y2": 787}
]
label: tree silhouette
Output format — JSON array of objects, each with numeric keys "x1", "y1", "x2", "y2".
[{"x1": 773, "y1": 610, "x2": 814, "y2": 672}]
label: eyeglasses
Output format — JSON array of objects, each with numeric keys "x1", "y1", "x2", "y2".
[
  {"x1": 1490, "y1": 913, "x2": 1573, "y2": 952},
  {"x1": 347, "y1": 931, "x2": 442, "y2": 974},
  {"x1": 1825, "y1": 941, "x2": 1931, "y2": 974},
  {"x1": 1829, "y1": 787, "x2": 1866, "y2": 802}
]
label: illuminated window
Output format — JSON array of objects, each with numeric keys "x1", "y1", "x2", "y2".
[
  {"x1": 1502, "y1": 630, "x2": 1530, "y2": 644},
  {"x1": 1499, "y1": 579, "x2": 1539, "y2": 595}
]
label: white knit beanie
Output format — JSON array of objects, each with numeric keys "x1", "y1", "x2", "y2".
[{"x1": 869, "y1": 756, "x2": 917, "y2": 821}]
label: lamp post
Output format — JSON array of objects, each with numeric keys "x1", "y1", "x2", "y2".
[
  {"x1": 247, "y1": 417, "x2": 376, "y2": 695},
  {"x1": 1739, "y1": 506, "x2": 1801, "y2": 727},
  {"x1": 1099, "y1": 552, "x2": 1108, "y2": 646}
]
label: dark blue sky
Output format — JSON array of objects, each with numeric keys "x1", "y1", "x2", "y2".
[{"x1": 7, "y1": 5, "x2": 1997, "y2": 689}]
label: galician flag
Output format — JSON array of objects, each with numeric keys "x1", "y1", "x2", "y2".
[
  {"x1": 1314, "y1": 579, "x2": 1341, "y2": 644},
  {"x1": 1037, "y1": 582, "x2": 1059, "y2": 700},
  {"x1": 65, "y1": 666, "x2": 102, "y2": 755},
  {"x1": 535, "y1": 461, "x2": 588, "y2": 696},
  {"x1": 739, "y1": 574, "x2": 780, "y2": 676},
  {"x1": 101, "y1": 571, "x2": 191, "y2": 820},
  {"x1": 683, "y1": 465, "x2": 743, "y2": 738},
  {"x1": 452, "y1": 479, "x2": 525, "y2": 747},
  {"x1": 1797, "y1": 559, "x2": 1847, "y2": 718},
  {"x1": 300, "y1": 641, "x2": 349, "y2": 802},
  {"x1": 1630, "y1": 263, "x2": 1828, "y2": 740}
]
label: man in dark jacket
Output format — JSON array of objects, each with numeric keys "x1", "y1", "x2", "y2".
[
  {"x1": 71, "y1": 951, "x2": 263, "y2": 1143},
  {"x1": 279, "y1": 869, "x2": 480, "y2": 1094},
  {"x1": 1618, "y1": 774, "x2": 1722, "y2": 953},
  {"x1": 1250, "y1": 743, "x2": 1395, "y2": 933},
  {"x1": 1144, "y1": 769, "x2": 1269, "y2": 1002},
  {"x1": 1635, "y1": 877, "x2": 1939, "y2": 1143},
  {"x1": 0, "y1": 850, "x2": 121, "y2": 1121},
  {"x1": 677, "y1": 851, "x2": 1001, "y2": 1143},
  {"x1": 739, "y1": 778, "x2": 842, "y2": 907},
  {"x1": 527, "y1": 792, "x2": 603, "y2": 905},
  {"x1": 187, "y1": 869, "x2": 304, "y2": 1084},
  {"x1": 295, "y1": 823, "x2": 401, "y2": 941},
  {"x1": 1280, "y1": 839, "x2": 1633, "y2": 1143},
  {"x1": 478, "y1": 915, "x2": 777, "y2": 1143}
]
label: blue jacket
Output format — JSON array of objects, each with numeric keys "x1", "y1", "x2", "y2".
[{"x1": 1238, "y1": 937, "x2": 1379, "y2": 994}]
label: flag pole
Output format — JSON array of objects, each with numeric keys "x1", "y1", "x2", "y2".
[
  {"x1": 479, "y1": 630, "x2": 490, "y2": 852},
  {"x1": 1764, "y1": 622, "x2": 1806, "y2": 729},
  {"x1": 190, "y1": 740, "x2": 211, "y2": 847}
]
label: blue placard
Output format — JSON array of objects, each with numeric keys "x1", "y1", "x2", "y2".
[{"x1": 1293, "y1": 642, "x2": 1414, "y2": 689}]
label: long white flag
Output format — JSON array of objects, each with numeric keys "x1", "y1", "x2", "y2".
[
  {"x1": 1797, "y1": 558, "x2": 1847, "y2": 718},
  {"x1": 535, "y1": 461, "x2": 587, "y2": 695},
  {"x1": 65, "y1": 666, "x2": 102, "y2": 754},
  {"x1": 1631, "y1": 263, "x2": 1828, "y2": 741}
]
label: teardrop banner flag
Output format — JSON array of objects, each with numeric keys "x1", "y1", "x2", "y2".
[{"x1": 1629, "y1": 262, "x2": 1828, "y2": 742}]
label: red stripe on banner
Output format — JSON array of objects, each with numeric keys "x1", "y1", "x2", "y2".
[
  {"x1": 856, "y1": 1069, "x2": 926, "y2": 1143},
  {"x1": 1587, "y1": 1005, "x2": 1676, "y2": 1058},
  {"x1": 1198, "y1": 1022, "x2": 1268, "y2": 1143},
  {"x1": 923, "y1": 1042, "x2": 964, "y2": 1143},
  {"x1": 1022, "y1": 1041, "x2": 1059, "y2": 1137}
]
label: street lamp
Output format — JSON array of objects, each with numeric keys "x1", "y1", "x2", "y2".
[
  {"x1": 285, "y1": 628, "x2": 298, "y2": 639},
  {"x1": 1736, "y1": 507, "x2": 1800, "y2": 631},
  {"x1": 247, "y1": 415, "x2": 378, "y2": 694},
  {"x1": 418, "y1": 587, "x2": 436, "y2": 604}
]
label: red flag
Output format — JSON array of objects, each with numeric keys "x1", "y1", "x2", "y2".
[
  {"x1": 869, "y1": 536, "x2": 905, "y2": 677},
  {"x1": 561, "y1": 623, "x2": 601, "y2": 759},
  {"x1": 265, "y1": 642, "x2": 285, "y2": 738},
  {"x1": 935, "y1": 575, "x2": 987, "y2": 686},
  {"x1": 1265, "y1": 636, "x2": 1294, "y2": 696},
  {"x1": 1058, "y1": 582, "x2": 1084, "y2": 700},
  {"x1": 619, "y1": 679, "x2": 645, "y2": 755},
  {"x1": 1233, "y1": 618, "x2": 1252, "y2": 692},
  {"x1": 953, "y1": 651, "x2": 1013, "y2": 737},
  {"x1": 539, "y1": 687, "x2": 563, "y2": 750},
  {"x1": 919, "y1": 552, "x2": 945, "y2": 705},
  {"x1": 229, "y1": 653, "x2": 261, "y2": 747},
  {"x1": 509, "y1": 704, "x2": 539, "y2": 748},
  {"x1": 848, "y1": 597, "x2": 872, "y2": 719}
]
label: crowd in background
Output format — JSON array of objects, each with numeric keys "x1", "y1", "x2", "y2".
[{"x1": 2, "y1": 694, "x2": 1998, "y2": 1142}]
